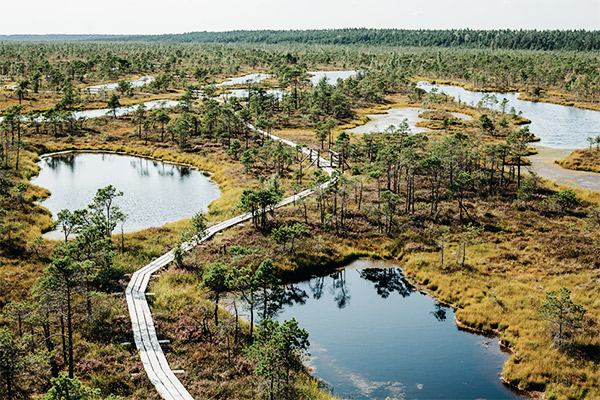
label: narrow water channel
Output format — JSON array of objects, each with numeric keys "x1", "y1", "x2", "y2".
[
  {"x1": 84, "y1": 75, "x2": 155, "y2": 92},
  {"x1": 397, "y1": 82, "x2": 600, "y2": 192},
  {"x1": 276, "y1": 259, "x2": 522, "y2": 400},
  {"x1": 72, "y1": 99, "x2": 180, "y2": 119},
  {"x1": 417, "y1": 81, "x2": 600, "y2": 150},
  {"x1": 215, "y1": 72, "x2": 270, "y2": 86}
]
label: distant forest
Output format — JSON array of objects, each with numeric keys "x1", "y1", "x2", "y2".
[{"x1": 1, "y1": 29, "x2": 599, "y2": 51}]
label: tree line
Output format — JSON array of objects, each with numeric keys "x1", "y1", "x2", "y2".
[
  {"x1": 97, "y1": 29, "x2": 600, "y2": 52},
  {"x1": 1, "y1": 41, "x2": 598, "y2": 105}
]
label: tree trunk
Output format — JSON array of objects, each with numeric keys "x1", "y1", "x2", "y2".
[
  {"x1": 249, "y1": 292, "x2": 255, "y2": 339},
  {"x1": 214, "y1": 294, "x2": 219, "y2": 326},
  {"x1": 43, "y1": 312, "x2": 59, "y2": 378},
  {"x1": 60, "y1": 314, "x2": 67, "y2": 366},
  {"x1": 67, "y1": 288, "x2": 74, "y2": 378},
  {"x1": 517, "y1": 157, "x2": 522, "y2": 190}
]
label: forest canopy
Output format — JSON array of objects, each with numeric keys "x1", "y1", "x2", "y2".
[{"x1": 1, "y1": 29, "x2": 600, "y2": 51}]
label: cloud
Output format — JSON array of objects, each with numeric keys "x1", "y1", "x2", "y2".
[{"x1": 412, "y1": 10, "x2": 425, "y2": 17}]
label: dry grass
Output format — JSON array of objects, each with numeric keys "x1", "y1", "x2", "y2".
[
  {"x1": 153, "y1": 170, "x2": 600, "y2": 400},
  {"x1": 518, "y1": 93, "x2": 600, "y2": 112},
  {"x1": 0, "y1": 87, "x2": 181, "y2": 113},
  {"x1": 398, "y1": 200, "x2": 600, "y2": 399},
  {"x1": 557, "y1": 148, "x2": 600, "y2": 174},
  {"x1": 3, "y1": 76, "x2": 599, "y2": 399},
  {"x1": 411, "y1": 76, "x2": 600, "y2": 112}
]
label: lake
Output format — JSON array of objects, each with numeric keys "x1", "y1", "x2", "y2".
[
  {"x1": 215, "y1": 73, "x2": 270, "y2": 86},
  {"x1": 417, "y1": 81, "x2": 600, "y2": 150},
  {"x1": 307, "y1": 70, "x2": 359, "y2": 86},
  {"x1": 31, "y1": 153, "x2": 220, "y2": 236},
  {"x1": 73, "y1": 99, "x2": 180, "y2": 119},
  {"x1": 275, "y1": 259, "x2": 522, "y2": 400},
  {"x1": 84, "y1": 75, "x2": 155, "y2": 92}
]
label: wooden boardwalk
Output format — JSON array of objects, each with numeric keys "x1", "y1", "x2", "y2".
[{"x1": 125, "y1": 127, "x2": 333, "y2": 399}]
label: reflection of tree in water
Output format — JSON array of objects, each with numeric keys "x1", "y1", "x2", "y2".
[
  {"x1": 257, "y1": 286, "x2": 285, "y2": 321},
  {"x1": 178, "y1": 166, "x2": 191, "y2": 178},
  {"x1": 130, "y1": 158, "x2": 150, "y2": 177},
  {"x1": 309, "y1": 276, "x2": 325, "y2": 300},
  {"x1": 430, "y1": 302, "x2": 449, "y2": 322},
  {"x1": 156, "y1": 164, "x2": 175, "y2": 176},
  {"x1": 258, "y1": 285, "x2": 307, "y2": 320},
  {"x1": 125, "y1": 157, "x2": 193, "y2": 179},
  {"x1": 47, "y1": 155, "x2": 76, "y2": 173},
  {"x1": 358, "y1": 268, "x2": 414, "y2": 299},
  {"x1": 280, "y1": 284, "x2": 308, "y2": 307},
  {"x1": 330, "y1": 270, "x2": 351, "y2": 309}
]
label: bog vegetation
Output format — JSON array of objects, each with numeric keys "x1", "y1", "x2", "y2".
[{"x1": 0, "y1": 31, "x2": 599, "y2": 399}]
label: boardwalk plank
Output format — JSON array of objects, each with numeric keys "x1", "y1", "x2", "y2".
[{"x1": 126, "y1": 123, "x2": 334, "y2": 399}]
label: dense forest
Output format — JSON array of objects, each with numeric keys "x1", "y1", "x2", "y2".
[
  {"x1": 3, "y1": 29, "x2": 600, "y2": 51},
  {"x1": 0, "y1": 42, "x2": 598, "y2": 104}
]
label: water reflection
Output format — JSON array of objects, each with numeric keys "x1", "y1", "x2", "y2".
[
  {"x1": 280, "y1": 284, "x2": 309, "y2": 308},
  {"x1": 275, "y1": 260, "x2": 522, "y2": 400},
  {"x1": 309, "y1": 276, "x2": 326, "y2": 300},
  {"x1": 417, "y1": 81, "x2": 600, "y2": 149},
  {"x1": 331, "y1": 270, "x2": 351, "y2": 309},
  {"x1": 45, "y1": 154, "x2": 76, "y2": 172},
  {"x1": 431, "y1": 302, "x2": 449, "y2": 322},
  {"x1": 32, "y1": 153, "x2": 220, "y2": 236},
  {"x1": 358, "y1": 267, "x2": 414, "y2": 299}
]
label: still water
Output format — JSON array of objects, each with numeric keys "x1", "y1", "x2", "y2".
[
  {"x1": 218, "y1": 70, "x2": 359, "y2": 101},
  {"x1": 72, "y1": 99, "x2": 180, "y2": 119},
  {"x1": 215, "y1": 73, "x2": 270, "y2": 86},
  {"x1": 348, "y1": 108, "x2": 473, "y2": 135},
  {"x1": 0, "y1": 99, "x2": 180, "y2": 123},
  {"x1": 31, "y1": 153, "x2": 220, "y2": 233},
  {"x1": 276, "y1": 259, "x2": 521, "y2": 400},
  {"x1": 220, "y1": 88, "x2": 287, "y2": 100},
  {"x1": 307, "y1": 70, "x2": 359, "y2": 86},
  {"x1": 417, "y1": 81, "x2": 600, "y2": 150},
  {"x1": 348, "y1": 108, "x2": 431, "y2": 135},
  {"x1": 84, "y1": 75, "x2": 155, "y2": 92},
  {"x1": 214, "y1": 70, "x2": 358, "y2": 87}
]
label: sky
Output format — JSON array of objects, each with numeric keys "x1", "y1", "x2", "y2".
[{"x1": 2, "y1": 0, "x2": 599, "y2": 35}]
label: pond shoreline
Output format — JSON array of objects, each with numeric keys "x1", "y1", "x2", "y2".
[
  {"x1": 354, "y1": 88, "x2": 600, "y2": 195},
  {"x1": 38, "y1": 149, "x2": 214, "y2": 175},
  {"x1": 398, "y1": 263, "x2": 540, "y2": 399},
  {"x1": 527, "y1": 146, "x2": 600, "y2": 193},
  {"x1": 32, "y1": 148, "x2": 220, "y2": 239},
  {"x1": 414, "y1": 78, "x2": 600, "y2": 112},
  {"x1": 273, "y1": 252, "x2": 538, "y2": 399},
  {"x1": 274, "y1": 257, "x2": 535, "y2": 399}
]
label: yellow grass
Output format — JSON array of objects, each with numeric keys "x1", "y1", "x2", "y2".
[{"x1": 556, "y1": 148, "x2": 600, "y2": 174}]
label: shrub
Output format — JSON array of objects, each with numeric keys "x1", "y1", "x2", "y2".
[{"x1": 542, "y1": 190, "x2": 579, "y2": 213}]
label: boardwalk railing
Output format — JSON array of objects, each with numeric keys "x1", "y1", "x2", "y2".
[{"x1": 126, "y1": 126, "x2": 334, "y2": 399}]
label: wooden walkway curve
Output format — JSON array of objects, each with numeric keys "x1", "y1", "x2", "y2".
[{"x1": 126, "y1": 126, "x2": 334, "y2": 399}]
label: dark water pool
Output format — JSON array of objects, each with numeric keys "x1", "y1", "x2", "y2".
[{"x1": 276, "y1": 259, "x2": 522, "y2": 400}]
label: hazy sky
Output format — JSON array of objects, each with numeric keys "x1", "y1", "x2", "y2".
[{"x1": 3, "y1": 0, "x2": 599, "y2": 35}]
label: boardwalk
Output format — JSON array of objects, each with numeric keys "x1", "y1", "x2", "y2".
[{"x1": 125, "y1": 127, "x2": 333, "y2": 399}]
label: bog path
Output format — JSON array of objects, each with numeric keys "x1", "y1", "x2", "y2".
[{"x1": 125, "y1": 125, "x2": 334, "y2": 399}]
